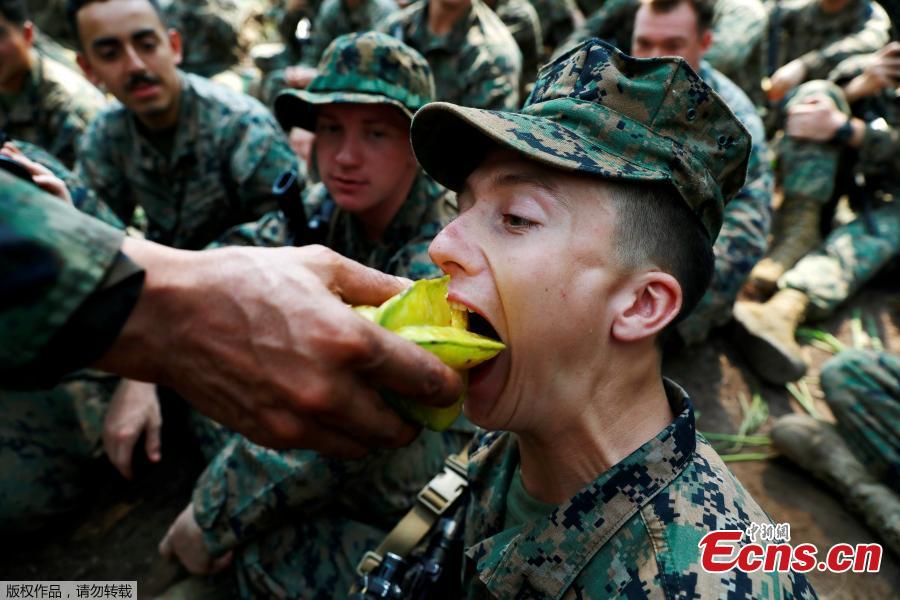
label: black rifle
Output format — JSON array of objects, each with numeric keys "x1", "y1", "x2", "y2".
[{"x1": 271, "y1": 168, "x2": 329, "y2": 246}]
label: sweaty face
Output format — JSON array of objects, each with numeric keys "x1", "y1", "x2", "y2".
[
  {"x1": 77, "y1": 0, "x2": 182, "y2": 127},
  {"x1": 631, "y1": 2, "x2": 711, "y2": 70},
  {"x1": 428, "y1": 149, "x2": 631, "y2": 433},
  {"x1": 0, "y1": 17, "x2": 32, "y2": 92},
  {"x1": 315, "y1": 103, "x2": 418, "y2": 226}
]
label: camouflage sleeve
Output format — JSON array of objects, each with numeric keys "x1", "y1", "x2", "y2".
[
  {"x1": 704, "y1": 0, "x2": 768, "y2": 77},
  {"x1": 0, "y1": 171, "x2": 126, "y2": 380},
  {"x1": 462, "y1": 44, "x2": 522, "y2": 110},
  {"x1": 798, "y1": 2, "x2": 891, "y2": 80},
  {"x1": 228, "y1": 109, "x2": 301, "y2": 223},
  {"x1": 193, "y1": 428, "x2": 472, "y2": 555},
  {"x1": 497, "y1": 0, "x2": 544, "y2": 88}
]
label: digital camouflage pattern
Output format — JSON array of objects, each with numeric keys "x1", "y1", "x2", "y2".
[
  {"x1": 219, "y1": 171, "x2": 457, "y2": 279},
  {"x1": 820, "y1": 349, "x2": 900, "y2": 493},
  {"x1": 556, "y1": 0, "x2": 768, "y2": 99},
  {"x1": 161, "y1": 0, "x2": 264, "y2": 77},
  {"x1": 192, "y1": 427, "x2": 473, "y2": 597},
  {"x1": 275, "y1": 31, "x2": 436, "y2": 130},
  {"x1": 12, "y1": 140, "x2": 123, "y2": 229},
  {"x1": 460, "y1": 381, "x2": 817, "y2": 599},
  {"x1": 486, "y1": 0, "x2": 543, "y2": 95},
  {"x1": 77, "y1": 72, "x2": 298, "y2": 250},
  {"x1": 771, "y1": 0, "x2": 892, "y2": 83},
  {"x1": 298, "y1": 0, "x2": 398, "y2": 68},
  {"x1": 0, "y1": 373, "x2": 115, "y2": 532},
  {"x1": 527, "y1": 0, "x2": 581, "y2": 52},
  {"x1": 411, "y1": 39, "x2": 752, "y2": 242},
  {"x1": 0, "y1": 51, "x2": 106, "y2": 169},
  {"x1": 778, "y1": 80, "x2": 899, "y2": 317},
  {"x1": 676, "y1": 62, "x2": 773, "y2": 345},
  {"x1": 377, "y1": 0, "x2": 523, "y2": 110}
]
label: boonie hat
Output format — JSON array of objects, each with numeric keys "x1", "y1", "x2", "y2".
[
  {"x1": 275, "y1": 31, "x2": 435, "y2": 132},
  {"x1": 410, "y1": 39, "x2": 751, "y2": 241}
]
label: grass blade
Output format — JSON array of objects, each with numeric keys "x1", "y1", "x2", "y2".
[
  {"x1": 721, "y1": 452, "x2": 776, "y2": 462},
  {"x1": 786, "y1": 379, "x2": 821, "y2": 419},
  {"x1": 797, "y1": 327, "x2": 846, "y2": 354}
]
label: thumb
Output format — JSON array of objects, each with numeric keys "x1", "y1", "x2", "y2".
[
  {"x1": 145, "y1": 416, "x2": 162, "y2": 463},
  {"x1": 329, "y1": 253, "x2": 411, "y2": 306}
]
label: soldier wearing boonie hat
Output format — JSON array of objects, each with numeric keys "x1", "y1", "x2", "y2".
[
  {"x1": 400, "y1": 39, "x2": 818, "y2": 598},
  {"x1": 176, "y1": 32, "x2": 473, "y2": 598}
]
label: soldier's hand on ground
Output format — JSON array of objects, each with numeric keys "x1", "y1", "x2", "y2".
[
  {"x1": 159, "y1": 503, "x2": 232, "y2": 575},
  {"x1": 283, "y1": 66, "x2": 318, "y2": 89},
  {"x1": 1, "y1": 143, "x2": 73, "y2": 204},
  {"x1": 95, "y1": 240, "x2": 462, "y2": 455},
  {"x1": 785, "y1": 95, "x2": 845, "y2": 141},
  {"x1": 767, "y1": 59, "x2": 807, "y2": 103},
  {"x1": 103, "y1": 379, "x2": 162, "y2": 480}
]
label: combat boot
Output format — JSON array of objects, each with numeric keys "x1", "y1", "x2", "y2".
[
  {"x1": 747, "y1": 196, "x2": 822, "y2": 296},
  {"x1": 772, "y1": 414, "x2": 900, "y2": 557},
  {"x1": 732, "y1": 288, "x2": 809, "y2": 384}
]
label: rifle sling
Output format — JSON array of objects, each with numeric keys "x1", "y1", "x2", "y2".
[{"x1": 356, "y1": 441, "x2": 472, "y2": 577}]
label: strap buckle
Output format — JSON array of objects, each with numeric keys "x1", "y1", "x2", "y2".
[
  {"x1": 356, "y1": 550, "x2": 384, "y2": 576},
  {"x1": 417, "y1": 455, "x2": 467, "y2": 517}
]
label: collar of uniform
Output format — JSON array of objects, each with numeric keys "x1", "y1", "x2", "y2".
[
  {"x1": 465, "y1": 379, "x2": 697, "y2": 599},
  {"x1": 328, "y1": 169, "x2": 444, "y2": 252},
  {"x1": 413, "y1": 0, "x2": 476, "y2": 54},
  {"x1": 128, "y1": 71, "x2": 198, "y2": 171}
]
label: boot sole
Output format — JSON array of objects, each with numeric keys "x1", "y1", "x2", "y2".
[{"x1": 732, "y1": 305, "x2": 808, "y2": 385}]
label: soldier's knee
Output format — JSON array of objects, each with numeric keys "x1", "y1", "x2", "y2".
[{"x1": 786, "y1": 80, "x2": 850, "y2": 114}]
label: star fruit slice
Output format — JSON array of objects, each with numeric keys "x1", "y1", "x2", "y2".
[{"x1": 355, "y1": 276, "x2": 505, "y2": 430}]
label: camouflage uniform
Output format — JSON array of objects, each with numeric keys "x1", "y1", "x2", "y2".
[
  {"x1": 77, "y1": 72, "x2": 298, "y2": 250},
  {"x1": 486, "y1": 0, "x2": 543, "y2": 94},
  {"x1": 221, "y1": 172, "x2": 457, "y2": 279},
  {"x1": 460, "y1": 382, "x2": 816, "y2": 599},
  {"x1": 777, "y1": 80, "x2": 899, "y2": 318},
  {"x1": 377, "y1": 0, "x2": 523, "y2": 109},
  {"x1": 771, "y1": 0, "x2": 892, "y2": 85},
  {"x1": 260, "y1": 0, "x2": 397, "y2": 104},
  {"x1": 527, "y1": 0, "x2": 581, "y2": 52},
  {"x1": 557, "y1": 0, "x2": 768, "y2": 100},
  {"x1": 676, "y1": 62, "x2": 773, "y2": 345},
  {"x1": 405, "y1": 39, "x2": 815, "y2": 598},
  {"x1": 298, "y1": 0, "x2": 398, "y2": 68},
  {"x1": 820, "y1": 349, "x2": 900, "y2": 493},
  {"x1": 0, "y1": 144, "x2": 125, "y2": 532},
  {"x1": 191, "y1": 33, "x2": 471, "y2": 597},
  {"x1": 0, "y1": 51, "x2": 106, "y2": 168}
]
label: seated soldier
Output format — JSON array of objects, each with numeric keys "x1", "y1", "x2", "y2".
[
  {"x1": 377, "y1": 0, "x2": 523, "y2": 110},
  {"x1": 734, "y1": 42, "x2": 900, "y2": 383},
  {"x1": 395, "y1": 40, "x2": 815, "y2": 597},
  {"x1": 0, "y1": 141, "x2": 156, "y2": 531},
  {"x1": 0, "y1": 0, "x2": 106, "y2": 168},
  {"x1": 157, "y1": 32, "x2": 472, "y2": 594},
  {"x1": 772, "y1": 349, "x2": 900, "y2": 557}
]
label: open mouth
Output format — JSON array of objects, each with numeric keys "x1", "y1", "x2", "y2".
[{"x1": 468, "y1": 311, "x2": 500, "y2": 342}]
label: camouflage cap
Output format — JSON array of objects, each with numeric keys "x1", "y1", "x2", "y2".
[
  {"x1": 275, "y1": 32, "x2": 435, "y2": 132},
  {"x1": 410, "y1": 39, "x2": 751, "y2": 241}
]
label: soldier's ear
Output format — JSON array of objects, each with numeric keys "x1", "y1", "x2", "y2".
[
  {"x1": 699, "y1": 29, "x2": 713, "y2": 55},
  {"x1": 76, "y1": 53, "x2": 101, "y2": 87},
  {"x1": 22, "y1": 21, "x2": 34, "y2": 46},
  {"x1": 609, "y1": 271, "x2": 682, "y2": 343},
  {"x1": 167, "y1": 28, "x2": 183, "y2": 66}
]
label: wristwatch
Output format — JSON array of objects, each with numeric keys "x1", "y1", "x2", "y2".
[{"x1": 831, "y1": 117, "x2": 854, "y2": 145}]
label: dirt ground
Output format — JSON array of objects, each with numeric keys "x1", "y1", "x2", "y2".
[{"x1": 0, "y1": 286, "x2": 897, "y2": 599}]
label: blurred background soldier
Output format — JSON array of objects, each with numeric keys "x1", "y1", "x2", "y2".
[{"x1": 0, "y1": 0, "x2": 106, "y2": 168}]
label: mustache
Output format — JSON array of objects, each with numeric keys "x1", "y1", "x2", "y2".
[{"x1": 125, "y1": 72, "x2": 162, "y2": 92}]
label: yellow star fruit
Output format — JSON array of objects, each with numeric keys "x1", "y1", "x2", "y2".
[{"x1": 355, "y1": 276, "x2": 505, "y2": 430}]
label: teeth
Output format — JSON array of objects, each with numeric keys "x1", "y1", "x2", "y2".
[{"x1": 448, "y1": 301, "x2": 471, "y2": 313}]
